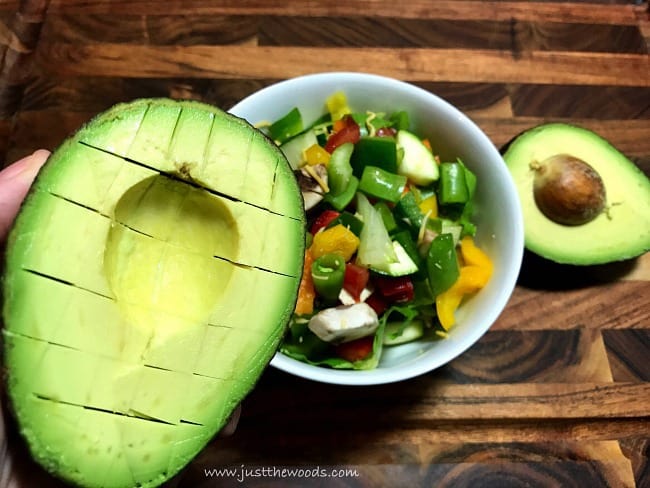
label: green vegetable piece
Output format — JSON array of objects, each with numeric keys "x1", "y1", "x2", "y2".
[
  {"x1": 396, "y1": 129, "x2": 439, "y2": 185},
  {"x1": 394, "y1": 191, "x2": 424, "y2": 231},
  {"x1": 356, "y1": 193, "x2": 398, "y2": 268},
  {"x1": 383, "y1": 320, "x2": 424, "y2": 346},
  {"x1": 324, "y1": 176, "x2": 359, "y2": 211},
  {"x1": 327, "y1": 211, "x2": 364, "y2": 237},
  {"x1": 359, "y1": 166, "x2": 407, "y2": 203},
  {"x1": 281, "y1": 321, "x2": 331, "y2": 360},
  {"x1": 280, "y1": 129, "x2": 318, "y2": 169},
  {"x1": 349, "y1": 112, "x2": 369, "y2": 136},
  {"x1": 390, "y1": 111, "x2": 410, "y2": 131},
  {"x1": 369, "y1": 241, "x2": 418, "y2": 277},
  {"x1": 374, "y1": 201, "x2": 398, "y2": 234},
  {"x1": 391, "y1": 230, "x2": 422, "y2": 270},
  {"x1": 269, "y1": 107, "x2": 303, "y2": 144},
  {"x1": 350, "y1": 137, "x2": 398, "y2": 177},
  {"x1": 426, "y1": 233, "x2": 460, "y2": 296},
  {"x1": 460, "y1": 159, "x2": 477, "y2": 198},
  {"x1": 459, "y1": 162, "x2": 477, "y2": 237},
  {"x1": 307, "y1": 113, "x2": 333, "y2": 130},
  {"x1": 311, "y1": 253, "x2": 346, "y2": 301},
  {"x1": 327, "y1": 142, "x2": 354, "y2": 196},
  {"x1": 367, "y1": 114, "x2": 393, "y2": 132},
  {"x1": 281, "y1": 320, "x2": 386, "y2": 371},
  {"x1": 439, "y1": 162, "x2": 469, "y2": 205}
]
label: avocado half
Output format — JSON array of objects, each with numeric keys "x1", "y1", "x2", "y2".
[
  {"x1": 503, "y1": 123, "x2": 650, "y2": 265},
  {"x1": 1, "y1": 99, "x2": 305, "y2": 487}
]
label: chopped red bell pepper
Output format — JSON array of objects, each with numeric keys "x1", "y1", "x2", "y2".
[
  {"x1": 325, "y1": 117, "x2": 360, "y2": 153},
  {"x1": 365, "y1": 292, "x2": 388, "y2": 316},
  {"x1": 343, "y1": 263, "x2": 370, "y2": 302},
  {"x1": 376, "y1": 127, "x2": 397, "y2": 137},
  {"x1": 310, "y1": 209, "x2": 340, "y2": 235},
  {"x1": 375, "y1": 276, "x2": 415, "y2": 303},
  {"x1": 334, "y1": 335, "x2": 374, "y2": 362}
]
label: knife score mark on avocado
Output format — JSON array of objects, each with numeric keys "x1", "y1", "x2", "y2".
[
  {"x1": 78, "y1": 140, "x2": 301, "y2": 222},
  {"x1": 2, "y1": 98, "x2": 306, "y2": 488}
]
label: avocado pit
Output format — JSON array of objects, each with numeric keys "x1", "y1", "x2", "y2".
[{"x1": 531, "y1": 154, "x2": 606, "y2": 226}]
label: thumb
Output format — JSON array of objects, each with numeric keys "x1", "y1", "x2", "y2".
[{"x1": 0, "y1": 150, "x2": 51, "y2": 242}]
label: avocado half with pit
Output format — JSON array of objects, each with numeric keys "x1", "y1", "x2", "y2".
[
  {"x1": 503, "y1": 123, "x2": 650, "y2": 265},
  {"x1": 1, "y1": 99, "x2": 305, "y2": 487}
]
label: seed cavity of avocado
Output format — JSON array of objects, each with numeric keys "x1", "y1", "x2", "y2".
[{"x1": 530, "y1": 154, "x2": 606, "y2": 226}]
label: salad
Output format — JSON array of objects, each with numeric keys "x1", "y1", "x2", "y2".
[{"x1": 261, "y1": 92, "x2": 493, "y2": 370}]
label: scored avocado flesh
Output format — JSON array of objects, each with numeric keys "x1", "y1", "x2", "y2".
[{"x1": 2, "y1": 99, "x2": 305, "y2": 488}]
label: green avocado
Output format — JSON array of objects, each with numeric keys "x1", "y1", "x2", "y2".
[
  {"x1": 503, "y1": 123, "x2": 650, "y2": 265},
  {"x1": 2, "y1": 99, "x2": 305, "y2": 487}
]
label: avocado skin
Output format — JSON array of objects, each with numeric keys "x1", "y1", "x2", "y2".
[
  {"x1": 503, "y1": 123, "x2": 650, "y2": 265},
  {"x1": 1, "y1": 98, "x2": 305, "y2": 487}
]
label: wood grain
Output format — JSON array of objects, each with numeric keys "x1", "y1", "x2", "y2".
[
  {"x1": 0, "y1": 1, "x2": 642, "y2": 25},
  {"x1": 0, "y1": 1, "x2": 648, "y2": 486},
  {"x1": 35, "y1": 44, "x2": 650, "y2": 86}
]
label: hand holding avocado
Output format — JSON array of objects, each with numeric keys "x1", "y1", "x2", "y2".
[
  {"x1": 0, "y1": 150, "x2": 50, "y2": 242},
  {"x1": 1, "y1": 99, "x2": 303, "y2": 488}
]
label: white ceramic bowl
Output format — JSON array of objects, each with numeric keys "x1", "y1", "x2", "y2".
[{"x1": 230, "y1": 72, "x2": 523, "y2": 385}]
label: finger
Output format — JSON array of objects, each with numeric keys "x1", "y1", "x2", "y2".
[
  {"x1": 0, "y1": 150, "x2": 50, "y2": 242},
  {"x1": 218, "y1": 404, "x2": 241, "y2": 437}
]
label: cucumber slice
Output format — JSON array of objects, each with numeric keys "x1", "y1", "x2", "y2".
[
  {"x1": 280, "y1": 130, "x2": 318, "y2": 169},
  {"x1": 383, "y1": 320, "x2": 424, "y2": 346},
  {"x1": 397, "y1": 130, "x2": 439, "y2": 185},
  {"x1": 370, "y1": 241, "x2": 418, "y2": 276}
]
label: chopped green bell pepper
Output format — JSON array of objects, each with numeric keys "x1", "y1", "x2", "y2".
[
  {"x1": 350, "y1": 137, "x2": 398, "y2": 177},
  {"x1": 324, "y1": 176, "x2": 359, "y2": 211},
  {"x1": 359, "y1": 166, "x2": 407, "y2": 203},
  {"x1": 311, "y1": 253, "x2": 346, "y2": 301},
  {"x1": 327, "y1": 142, "x2": 354, "y2": 196},
  {"x1": 269, "y1": 107, "x2": 303, "y2": 144},
  {"x1": 426, "y1": 233, "x2": 460, "y2": 296}
]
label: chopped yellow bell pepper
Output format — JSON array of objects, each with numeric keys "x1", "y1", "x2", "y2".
[
  {"x1": 436, "y1": 238, "x2": 493, "y2": 330},
  {"x1": 295, "y1": 248, "x2": 316, "y2": 315},
  {"x1": 460, "y1": 235, "x2": 493, "y2": 274},
  {"x1": 311, "y1": 224, "x2": 359, "y2": 262},
  {"x1": 418, "y1": 195, "x2": 438, "y2": 218},
  {"x1": 304, "y1": 144, "x2": 331, "y2": 166},
  {"x1": 326, "y1": 91, "x2": 352, "y2": 121},
  {"x1": 435, "y1": 285, "x2": 464, "y2": 331}
]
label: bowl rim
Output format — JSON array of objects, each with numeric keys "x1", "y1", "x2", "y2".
[{"x1": 230, "y1": 71, "x2": 524, "y2": 385}]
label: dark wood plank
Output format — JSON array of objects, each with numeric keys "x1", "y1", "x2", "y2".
[
  {"x1": 510, "y1": 85, "x2": 650, "y2": 119},
  {"x1": 439, "y1": 329, "x2": 612, "y2": 383},
  {"x1": 18, "y1": 76, "x2": 274, "y2": 112},
  {"x1": 0, "y1": 1, "x2": 642, "y2": 26},
  {"x1": 510, "y1": 20, "x2": 647, "y2": 54},
  {"x1": 620, "y1": 437, "x2": 650, "y2": 488},
  {"x1": 258, "y1": 17, "x2": 514, "y2": 50},
  {"x1": 259, "y1": 17, "x2": 646, "y2": 53},
  {"x1": 35, "y1": 44, "x2": 650, "y2": 86},
  {"x1": 19, "y1": 77, "x2": 513, "y2": 114},
  {"x1": 603, "y1": 330, "x2": 650, "y2": 381},
  {"x1": 40, "y1": 14, "x2": 259, "y2": 45},
  {"x1": 494, "y1": 281, "x2": 650, "y2": 331}
]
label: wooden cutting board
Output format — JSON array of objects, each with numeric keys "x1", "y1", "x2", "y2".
[{"x1": 1, "y1": 1, "x2": 648, "y2": 487}]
